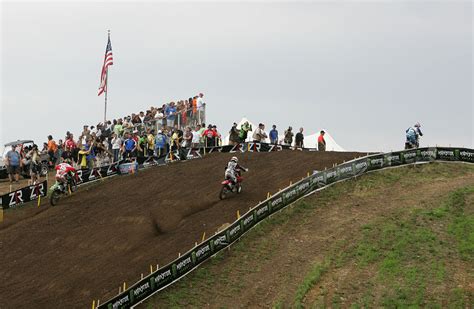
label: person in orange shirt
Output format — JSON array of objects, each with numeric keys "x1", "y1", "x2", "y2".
[
  {"x1": 47, "y1": 135, "x2": 58, "y2": 166},
  {"x1": 192, "y1": 96, "x2": 198, "y2": 126},
  {"x1": 317, "y1": 130, "x2": 326, "y2": 152}
]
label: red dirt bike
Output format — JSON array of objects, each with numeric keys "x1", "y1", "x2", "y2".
[{"x1": 219, "y1": 168, "x2": 248, "y2": 200}]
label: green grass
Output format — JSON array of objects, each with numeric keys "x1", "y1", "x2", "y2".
[{"x1": 144, "y1": 163, "x2": 474, "y2": 308}]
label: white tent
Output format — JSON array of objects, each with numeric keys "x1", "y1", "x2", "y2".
[{"x1": 304, "y1": 130, "x2": 345, "y2": 151}]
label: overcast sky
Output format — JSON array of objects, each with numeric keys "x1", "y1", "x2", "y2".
[{"x1": 1, "y1": 0, "x2": 472, "y2": 152}]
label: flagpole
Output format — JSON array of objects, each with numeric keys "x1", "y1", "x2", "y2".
[{"x1": 104, "y1": 30, "x2": 110, "y2": 124}]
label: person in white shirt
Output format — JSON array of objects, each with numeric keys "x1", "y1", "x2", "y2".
[
  {"x1": 197, "y1": 93, "x2": 205, "y2": 123},
  {"x1": 111, "y1": 133, "x2": 122, "y2": 162},
  {"x1": 192, "y1": 125, "x2": 202, "y2": 148},
  {"x1": 252, "y1": 123, "x2": 268, "y2": 143}
]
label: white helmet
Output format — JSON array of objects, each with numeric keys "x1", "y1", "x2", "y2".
[
  {"x1": 414, "y1": 122, "x2": 421, "y2": 128},
  {"x1": 231, "y1": 156, "x2": 238, "y2": 163}
]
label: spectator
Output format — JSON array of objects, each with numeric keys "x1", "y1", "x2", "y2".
[
  {"x1": 229, "y1": 122, "x2": 240, "y2": 146},
  {"x1": 269, "y1": 125, "x2": 278, "y2": 145},
  {"x1": 239, "y1": 121, "x2": 252, "y2": 142},
  {"x1": 114, "y1": 119, "x2": 124, "y2": 138},
  {"x1": 170, "y1": 127, "x2": 181, "y2": 152},
  {"x1": 81, "y1": 125, "x2": 91, "y2": 141},
  {"x1": 197, "y1": 93, "x2": 205, "y2": 123},
  {"x1": 154, "y1": 130, "x2": 168, "y2": 157},
  {"x1": 252, "y1": 123, "x2": 268, "y2": 143},
  {"x1": 284, "y1": 126, "x2": 294, "y2": 146},
  {"x1": 122, "y1": 133, "x2": 137, "y2": 160},
  {"x1": 137, "y1": 132, "x2": 147, "y2": 157},
  {"x1": 203, "y1": 124, "x2": 216, "y2": 147},
  {"x1": 183, "y1": 127, "x2": 193, "y2": 148},
  {"x1": 166, "y1": 102, "x2": 177, "y2": 128},
  {"x1": 198, "y1": 122, "x2": 206, "y2": 145},
  {"x1": 146, "y1": 130, "x2": 155, "y2": 157},
  {"x1": 111, "y1": 133, "x2": 122, "y2": 162},
  {"x1": 192, "y1": 125, "x2": 201, "y2": 148},
  {"x1": 295, "y1": 127, "x2": 304, "y2": 149},
  {"x1": 64, "y1": 133, "x2": 76, "y2": 162},
  {"x1": 57, "y1": 139, "x2": 64, "y2": 162},
  {"x1": 47, "y1": 135, "x2": 58, "y2": 166},
  {"x1": 83, "y1": 139, "x2": 96, "y2": 169},
  {"x1": 318, "y1": 130, "x2": 326, "y2": 151},
  {"x1": 26, "y1": 144, "x2": 41, "y2": 184},
  {"x1": 6, "y1": 145, "x2": 21, "y2": 183}
]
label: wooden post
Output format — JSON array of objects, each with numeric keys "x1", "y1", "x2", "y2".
[
  {"x1": 267, "y1": 192, "x2": 271, "y2": 198},
  {"x1": 237, "y1": 210, "x2": 240, "y2": 219},
  {"x1": 150, "y1": 265, "x2": 153, "y2": 274},
  {"x1": 37, "y1": 195, "x2": 41, "y2": 207},
  {"x1": 0, "y1": 208, "x2": 3, "y2": 223},
  {"x1": 123, "y1": 282, "x2": 126, "y2": 291},
  {"x1": 92, "y1": 300, "x2": 96, "y2": 309},
  {"x1": 201, "y1": 232, "x2": 206, "y2": 242}
]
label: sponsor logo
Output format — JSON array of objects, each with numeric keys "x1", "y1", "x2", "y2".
[
  {"x1": 326, "y1": 170, "x2": 337, "y2": 178},
  {"x1": 133, "y1": 282, "x2": 150, "y2": 296},
  {"x1": 355, "y1": 161, "x2": 368, "y2": 170},
  {"x1": 196, "y1": 244, "x2": 211, "y2": 259},
  {"x1": 176, "y1": 256, "x2": 192, "y2": 271},
  {"x1": 243, "y1": 215, "x2": 254, "y2": 226},
  {"x1": 338, "y1": 166, "x2": 352, "y2": 175},
  {"x1": 460, "y1": 150, "x2": 474, "y2": 158},
  {"x1": 8, "y1": 190, "x2": 24, "y2": 207},
  {"x1": 106, "y1": 163, "x2": 119, "y2": 175},
  {"x1": 404, "y1": 152, "x2": 417, "y2": 160},
  {"x1": 267, "y1": 144, "x2": 283, "y2": 152},
  {"x1": 314, "y1": 174, "x2": 325, "y2": 183},
  {"x1": 284, "y1": 189, "x2": 297, "y2": 200},
  {"x1": 420, "y1": 150, "x2": 436, "y2": 158},
  {"x1": 229, "y1": 143, "x2": 246, "y2": 153},
  {"x1": 270, "y1": 196, "x2": 283, "y2": 208},
  {"x1": 438, "y1": 150, "x2": 455, "y2": 157},
  {"x1": 370, "y1": 158, "x2": 384, "y2": 166},
  {"x1": 154, "y1": 269, "x2": 172, "y2": 284},
  {"x1": 296, "y1": 181, "x2": 310, "y2": 192},
  {"x1": 247, "y1": 143, "x2": 261, "y2": 152},
  {"x1": 256, "y1": 205, "x2": 269, "y2": 216},
  {"x1": 111, "y1": 295, "x2": 130, "y2": 309},
  {"x1": 229, "y1": 224, "x2": 241, "y2": 237},
  {"x1": 29, "y1": 183, "x2": 45, "y2": 201},
  {"x1": 387, "y1": 155, "x2": 400, "y2": 163},
  {"x1": 76, "y1": 170, "x2": 84, "y2": 183},
  {"x1": 213, "y1": 234, "x2": 227, "y2": 247},
  {"x1": 186, "y1": 148, "x2": 202, "y2": 160}
]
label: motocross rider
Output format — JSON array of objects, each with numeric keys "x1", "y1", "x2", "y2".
[
  {"x1": 225, "y1": 156, "x2": 248, "y2": 188},
  {"x1": 405, "y1": 122, "x2": 423, "y2": 148},
  {"x1": 55, "y1": 161, "x2": 77, "y2": 188}
]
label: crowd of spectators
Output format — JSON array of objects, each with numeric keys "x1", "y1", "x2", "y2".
[
  {"x1": 4, "y1": 92, "x2": 329, "y2": 184},
  {"x1": 38, "y1": 93, "x2": 216, "y2": 170}
]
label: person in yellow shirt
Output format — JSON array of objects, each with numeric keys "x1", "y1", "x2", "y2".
[{"x1": 147, "y1": 130, "x2": 155, "y2": 157}]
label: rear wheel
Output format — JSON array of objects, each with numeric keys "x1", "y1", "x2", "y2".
[
  {"x1": 219, "y1": 186, "x2": 229, "y2": 200},
  {"x1": 50, "y1": 190, "x2": 61, "y2": 206}
]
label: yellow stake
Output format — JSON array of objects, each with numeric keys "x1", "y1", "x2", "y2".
[
  {"x1": 92, "y1": 300, "x2": 96, "y2": 309},
  {"x1": 267, "y1": 192, "x2": 270, "y2": 198},
  {"x1": 237, "y1": 210, "x2": 240, "y2": 219},
  {"x1": 202, "y1": 232, "x2": 206, "y2": 242},
  {"x1": 37, "y1": 195, "x2": 41, "y2": 207},
  {"x1": 0, "y1": 208, "x2": 3, "y2": 223},
  {"x1": 289, "y1": 181, "x2": 292, "y2": 186},
  {"x1": 123, "y1": 282, "x2": 126, "y2": 291},
  {"x1": 307, "y1": 172, "x2": 310, "y2": 177},
  {"x1": 150, "y1": 265, "x2": 153, "y2": 274},
  {"x1": 141, "y1": 273, "x2": 144, "y2": 279}
]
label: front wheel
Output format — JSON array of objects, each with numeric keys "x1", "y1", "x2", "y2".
[
  {"x1": 219, "y1": 186, "x2": 229, "y2": 200},
  {"x1": 50, "y1": 190, "x2": 61, "y2": 206}
]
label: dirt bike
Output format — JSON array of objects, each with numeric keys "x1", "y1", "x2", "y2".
[
  {"x1": 219, "y1": 168, "x2": 248, "y2": 200},
  {"x1": 404, "y1": 137, "x2": 420, "y2": 150},
  {"x1": 49, "y1": 173, "x2": 78, "y2": 206}
]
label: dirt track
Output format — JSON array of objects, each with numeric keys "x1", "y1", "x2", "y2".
[{"x1": 0, "y1": 150, "x2": 364, "y2": 308}]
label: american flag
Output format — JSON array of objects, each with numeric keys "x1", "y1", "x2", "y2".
[{"x1": 98, "y1": 34, "x2": 113, "y2": 96}]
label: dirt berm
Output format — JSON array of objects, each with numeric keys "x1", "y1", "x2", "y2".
[{"x1": 0, "y1": 150, "x2": 364, "y2": 308}]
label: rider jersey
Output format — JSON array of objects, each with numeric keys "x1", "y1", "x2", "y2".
[{"x1": 55, "y1": 163, "x2": 76, "y2": 177}]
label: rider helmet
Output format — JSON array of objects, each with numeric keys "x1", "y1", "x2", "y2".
[
  {"x1": 231, "y1": 156, "x2": 238, "y2": 163},
  {"x1": 414, "y1": 122, "x2": 421, "y2": 128}
]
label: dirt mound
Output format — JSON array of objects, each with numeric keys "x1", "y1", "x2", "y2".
[{"x1": 0, "y1": 150, "x2": 364, "y2": 308}]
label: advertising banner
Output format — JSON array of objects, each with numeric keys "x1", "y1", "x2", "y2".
[
  {"x1": 352, "y1": 158, "x2": 369, "y2": 176},
  {"x1": 226, "y1": 221, "x2": 244, "y2": 243},
  {"x1": 149, "y1": 264, "x2": 174, "y2": 292},
  {"x1": 385, "y1": 152, "x2": 402, "y2": 167},
  {"x1": 209, "y1": 231, "x2": 229, "y2": 253},
  {"x1": 1, "y1": 180, "x2": 47, "y2": 209},
  {"x1": 401, "y1": 149, "x2": 418, "y2": 164},
  {"x1": 436, "y1": 147, "x2": 458, "y2": 161},
  {"x1": 459, "y1": 148, "x2": 474, "y2": 163},
  {"x1": 192, "y1": 241, "x2": 213, "y2": 264},
  {"x1": 172, "y1": 252, "x2": 194, "y2": 278},
  {"x1": 367, "y1": 154, "x2": 385, "y2": 171}
]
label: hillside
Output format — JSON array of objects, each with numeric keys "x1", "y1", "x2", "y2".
[
  {"x1": 142, "y1": 163, "x2": 474, "y2": 308},
  {"x1": 0, "y1": 150, "x2": 364, "y2": 308}
]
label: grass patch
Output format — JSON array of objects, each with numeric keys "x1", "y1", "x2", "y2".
[{"x1": 293, "y1": 260, "x2": 329, "y2": 309}]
